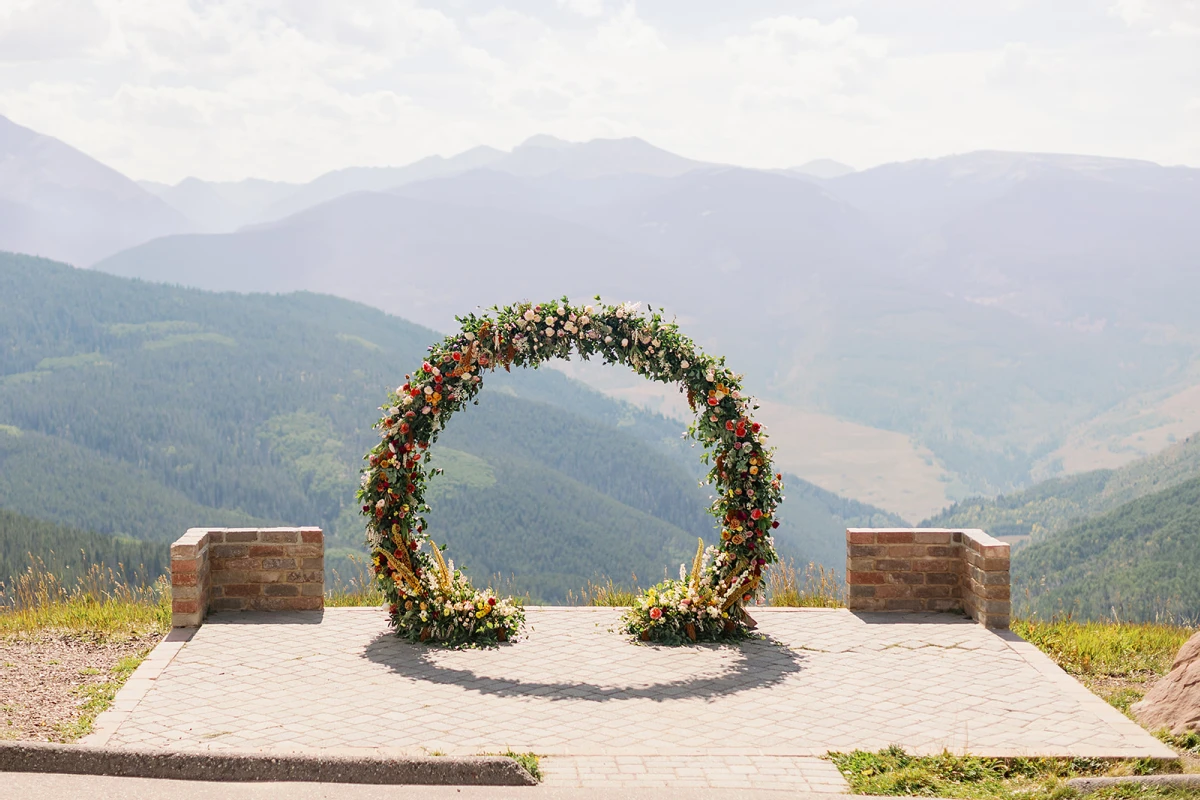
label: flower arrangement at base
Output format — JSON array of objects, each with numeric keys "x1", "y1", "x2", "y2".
[{"x1": 358, "y1": 297, "x2": 782, "y2": 647}]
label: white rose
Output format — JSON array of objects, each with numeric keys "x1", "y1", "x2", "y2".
[
  {"x1": 579, "y1": 315, "x2": 589, "y2": 325},
  {"x1": 604, "y1": 336, "x2": 613, "y2": 343},
  {"x1": 464, "y1": 332, "x2": 475, "y2": 341},
  {"x1": 545, "y1": 327, "x2": 555, "y2": 336},
  {"x1": 523, "y1": 310, "x2": 535, "y2": 321},
  {"x1": 680, "y1": 360, "x2": 689, "y2": 368},
  {"x1": 424, "y1": 385, "x2": 433, "y2": 395},
  {"x1": 621, "y1": 338, "x2": 629, "y2": 347},
  {"x1": 585, "y1": 305, "x2": 594, "y2": 314},
  {"x1": 546, "y1": 316, "x2": 556, "y2": 324}
]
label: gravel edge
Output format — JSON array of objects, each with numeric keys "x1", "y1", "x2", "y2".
[{"x1": 0, "y1": 741, "x2": 538, "y2": 785}]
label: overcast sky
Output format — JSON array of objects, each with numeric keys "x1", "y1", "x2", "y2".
[{"x1": 1, "y1": 0, "x2": 1197, "y2": 183}]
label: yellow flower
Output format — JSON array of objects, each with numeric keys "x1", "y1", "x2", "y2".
[
  {"x1": 432, "y1": 392, "x2": 442, "y2": 403},
  {"x1": 721, "y1": 530, "x2": 731, "y2": 541},
  {"x1": 750, "y1": 466, "x2": 759, "y2": 475}
]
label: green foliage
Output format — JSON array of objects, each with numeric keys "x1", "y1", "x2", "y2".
[
  {"x1": 502, "y1": 751, "x2": 542, "y2": 782},
  {"x1": 0, "y1": 508, "x2": 167, "y2": 591},
  {"x1": 0, "y1": 253, "x2": 894, "y2": 601},
  {"x1": 1011, "y1": 618, "x2": 1193, "y2": 679},
  {"x1": 829, "y1": 746, "x2": 1140, "y2": 799},
  {"x1": 924, "y1": 434, "x2": 1200, "y2": 546},
  {"x1": 1014, "y1": 476, "x2": 1200, "y2": 623}
]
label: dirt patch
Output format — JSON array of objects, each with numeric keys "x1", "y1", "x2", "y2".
[{"x1": 0, "y1": 633, "x2": 159, "y2": 741}]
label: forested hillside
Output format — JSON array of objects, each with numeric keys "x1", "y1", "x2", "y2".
[
  {"x1": 0, "y1": 253, "x2": 895, "y2": 599},
  {"x1": 0, "y1": 509, "x2": 167, "y2": 595},
  {"x1": 923, "y1": 433, "x2": 1200, "y2": 546},
  {"x1": 1013, "y1": 475, "x2": 1200, "y2": 623}
]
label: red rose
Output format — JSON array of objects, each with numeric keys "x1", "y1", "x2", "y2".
[
  {"x1": 771, "y1": 520, "x2": 780, "y2": 529},
  {"x1": 751, "y1": 509, "x2": 762, "y2": 520},
  {"x1": 400, "y1": 423, "x2": 410, "y2": 434},
  {"x1": 451, "y1": 352, "x2": 462, "y2": 362},
  {"x1": 725, "y1": 420, "x2": 734, "y2": 431},
  {"x1": 707, "y1": 397, "x2": 718, "y2": 406},
  {"x1": 488, "y1": 597, "x2": 496, "y2": 606},
  {"x1": 752, "y1": 423, "x2": 760, "y2": 432}
]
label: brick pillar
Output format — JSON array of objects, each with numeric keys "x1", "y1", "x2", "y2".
[
  {"x1": 171, "y1": 527, "x2": 324, "y2": 627},
  {"x1": 846, "y1": 528, "x2": 1010, "y2": 628},
  {"x1": 170, "y1": 529, "x2": 212, "y2": 628}
]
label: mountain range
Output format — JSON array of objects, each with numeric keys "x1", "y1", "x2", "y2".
[
  {"x1": 4, "y1": 111, "x2": 1200, "y2": 523},
  {"x1": 0, "y1": 253, "x2": 902, "y2": 598}
]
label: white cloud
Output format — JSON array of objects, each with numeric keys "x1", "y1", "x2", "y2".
[
  {"x1": 557, "y1": 0, "x2": 605, "y2": 19},
  {"x1": 0, "y1": 1, "x2": 1196, "y2": 181}
]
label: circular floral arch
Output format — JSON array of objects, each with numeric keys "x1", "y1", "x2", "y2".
[{"x1": 359, "y1": 299, "x2": 783, "y2": 646}]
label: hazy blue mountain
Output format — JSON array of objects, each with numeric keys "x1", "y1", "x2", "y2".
[
  {"x1": 823, "y1": 151, "x2": 1200, "y2": 328},
  {"x1": 94, "y1": 154, "x2": 1198, "y2": 499},
  {"x1": 139, "y1": 177, "x2": 300, "y2": 233},
  {"x1": 254, "y1": 145, "x2": 506, "y2": 224},
  {"x1": 790, "y1": 159, "x2": 856, "y2": 179},
  {"x1": 0, "y1": 114, "x2": 189, "y2": 265},
  {"x1": 492, "y1": 134, "x2": 712, "y2": 179}
]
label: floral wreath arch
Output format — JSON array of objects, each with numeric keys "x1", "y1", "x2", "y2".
[{"x1": 359, "y1": 299, "x2": 783, "y2": 646}]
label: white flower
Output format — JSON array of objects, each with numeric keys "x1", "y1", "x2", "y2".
[
  {"x1": 423, "y1": 385, "x2": 433, "y2": 395},
  {"x1": 621, "y1": 338, "x2": 629, "y2": 347},
  {"x1": 545, "y1": 327, "x2": 555, "y2": 337},
  {"x1": 579, "y1": 315, "x2": 589, "y2": 325},
  {"x1": 680, "y1": 360, "x2": 689, "y2": 368},
  {"x1": 604, "y1": 336, "x2": 613, "y2": 343},
  {"x1": 402, "y1": 396, "x2": 413, "y2": 405},
  {"x1": 523, "y1": 309, "x2": 535, "y2": 321},
  {"x1": 464, "y1": 332, "x2": 475, "y2": 341},
  {"x1": 422, "y1": 405, "x2": 432, "y2": 414},
  {"x1": 375, "y1": 499, "x2": 385, "y2": 509},
  {"x1": 707, "y1": 606, "x2": 720, "y2": 617},
  {"x1": 679, "y1": 564, "x2": 687, "y2": 580},
  {"x1": 585, "y1": 305, "x2": 594, "y2": 314},
  {"x1": 546, "y1": 316, "x2": 556, "y2": 325}
]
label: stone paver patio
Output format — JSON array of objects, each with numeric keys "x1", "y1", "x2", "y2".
[{"x1": 85, "y1": 607, "x2": 1175, "y2": 790}]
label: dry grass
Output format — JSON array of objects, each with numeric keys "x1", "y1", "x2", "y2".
[
  {"x1": 766, "y1": 559, "x2": 846, "y2": 608},
  {"x1": 0, "y1": 557, "x2": 170, "y2": 639},
  {"x1": 324, "y1": 555, "x2": 386, "y2": 607},
  {"x1": 566, "y1": 576, "x2": 642, "y2": 607}
]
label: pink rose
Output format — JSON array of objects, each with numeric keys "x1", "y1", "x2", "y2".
[{"x1": 649, "y1": 607, "x2": 663, "y2": 620}]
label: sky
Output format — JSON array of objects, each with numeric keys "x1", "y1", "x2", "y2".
[{"x1": 1, "y1": 0, "x2": 1198, "y2": 183}]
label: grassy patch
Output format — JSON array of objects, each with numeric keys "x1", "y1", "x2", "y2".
[
  {"x1": 766, "y1": 559, "x2": 845, "y2": 608},
  {"x1": 503, "y1": 750, "x2": 542, "y2": 782},
  {"x1": 566, "y1": 577, "x2": 641, "y2": 607},
  {"x1": 828, "y1": 746, "x2": 1189, "y2": 799},
  {"x1": 54, "y1": 652, "x2": 147, "y2": 740},
  {"x1": 0, "y1": 561, "x2": 170, "y2": 640},
  {"x1": 1013, "y1": 617, "x2": 1194, "y2": 717}
]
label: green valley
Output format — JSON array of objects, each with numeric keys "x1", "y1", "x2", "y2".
[{"x1": 0, "y1": 252, "x2": 895, "y2": 599}]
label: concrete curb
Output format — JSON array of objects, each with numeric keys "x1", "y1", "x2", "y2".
[
  {"x1": 0, "y1": 741, "x2": 538, "y2": 786},
  {"x1": 1067, "y1": 774, "x2": 1200, "y2": 794}
]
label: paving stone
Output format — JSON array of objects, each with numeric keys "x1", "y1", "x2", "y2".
[{"x1": 96, "y1": 606, "x2": 1175, "y2": 788}]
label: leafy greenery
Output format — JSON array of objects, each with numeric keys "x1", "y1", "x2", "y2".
[
  {"x1": 924, "y1": 434, "x2": 1200, "y2": 546},
  {"x1": 829, "y1": 747, "x2": 1191, "y2": 799},
  {"x1": 503, "y1": 751, "x2": 542, "y2": 782},
  {"x1": 0, "y1": 508, "x2": 167, "y2": 592},
  {"x1": 1013, "y1": 476, "x2": 1200, "y2": 623},
  {"x1": 0, "y1": 252, "x2": 899, "y2": 601}
]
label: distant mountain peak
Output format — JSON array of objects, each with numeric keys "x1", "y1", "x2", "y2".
[
  {"x1": 517, "y1": 134, "x2": 574, "y2": 150},
  {"x1": 791, "y1": 159, "x2": 856, "y2": 179}
]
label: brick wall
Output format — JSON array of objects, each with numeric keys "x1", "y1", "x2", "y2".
[
  {"x1": 171, "y1": 527, "x2": 324, "y2": 627},
  {"x1": 846, "y1": 528, "x2": 1010, "y2": 628}
]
